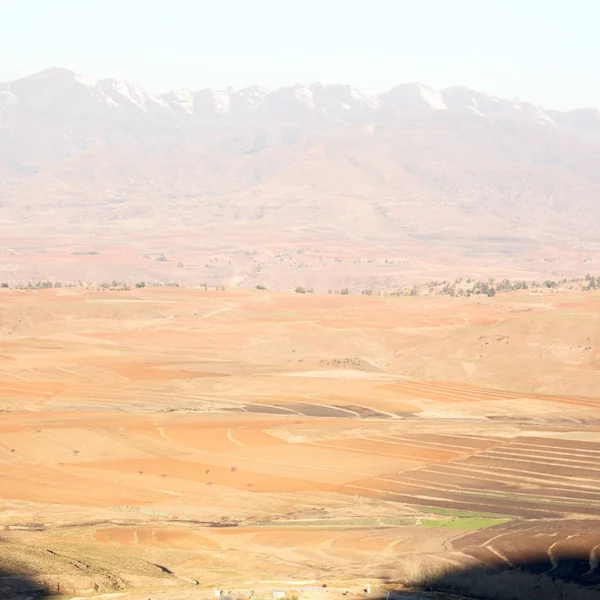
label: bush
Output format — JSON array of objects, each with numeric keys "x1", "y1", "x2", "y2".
[
  {"x1": 295, "y1": 286, "x2": 306, "y2": 294},
  {"x1": 0, "y1": 282, "x2": 8, "y2": 288},
  {"x1": 256, "y1": 284, "x2": 268, "y2": 290}
]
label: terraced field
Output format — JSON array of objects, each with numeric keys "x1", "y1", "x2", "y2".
[
  {"x1": 451, "y1": 520, "x2": 600, "y2": 584},
  {"x1": 1, "y1": 287, "x2": 599, "y2": 598},
  {"x1": 344, "y1": 434, "x2": 600, "y2": 518}
]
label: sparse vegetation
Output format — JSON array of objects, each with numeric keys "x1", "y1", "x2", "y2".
[
  {"x1": 3, "y1": 273, "x2": 600, "y2": 597},
  {"x1": 419, "y1": 507, "x2": 510, "y2": 519},
  {"x1": 419, "y1": 517, "x2": 510, "y2": 530},
  {"x1": 253, "y1": 517, "x2": 415, "y2": 528},
  {"x1": 1, "y1": 275, "x2": 596, "y2": 295},
  {"x1": 366, "y1": 275, "x2": 596, "y2": 298}
]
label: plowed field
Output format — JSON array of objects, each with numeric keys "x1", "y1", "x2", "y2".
[{"x1": 1, "y1": 287, "x2": 599, "y2": 597}]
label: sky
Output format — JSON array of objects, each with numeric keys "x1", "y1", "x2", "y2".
[{"x1": 1, "y1": 0, "x2": 599, "y2": 110}]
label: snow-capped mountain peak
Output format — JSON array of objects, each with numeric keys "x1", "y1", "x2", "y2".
[
  {"x1": 95, "y1": 78, "x2": 166, "y2": 112},
  {"x1": 379, "y1": 83, "x2": 447, "y2": 111},
  {"x1": 2, "y1": 68, "x2": 600, "y2": 136},
  {"x1": 159, "y1": 88, "x2": 195, "y2": 114}
]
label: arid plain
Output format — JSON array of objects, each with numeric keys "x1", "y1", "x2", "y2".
[{"x1": 1, "y1": 286, "x2": 600, "y2": 598}]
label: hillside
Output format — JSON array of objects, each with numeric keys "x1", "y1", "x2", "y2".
[
  {"x1": 2, "y1": 68, "x2": 600, "y2": 289},
  {"x1": 1, "y1": 287, "x2": 600, "y2": 599}
]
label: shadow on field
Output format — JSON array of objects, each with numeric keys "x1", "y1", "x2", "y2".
[
  {"x1": 383, "y1": 550, "x2": 600, "y2": 600},
  {"x1": 0, "y1": 565, "x2": 49, "y2": 599}
]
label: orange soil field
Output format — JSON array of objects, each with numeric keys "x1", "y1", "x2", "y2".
[{"x1": 1, "y1": 287, "x2": 599, "y2": 597}]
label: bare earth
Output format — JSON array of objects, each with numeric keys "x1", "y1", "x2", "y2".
[{"x1": 1, "y1": 287, "x2": 599, "y2": 598}]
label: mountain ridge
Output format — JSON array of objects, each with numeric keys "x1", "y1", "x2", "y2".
[
  {"x1": 1, "y1": 67, "x2": 600, "y2": 289},
  {"x1": 2, "y1": 67, "x2": 599, "y2": 129}
]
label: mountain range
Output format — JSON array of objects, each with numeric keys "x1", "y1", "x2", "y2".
[{"x1": 1, "y1": 68, "x2": 600, "y2": 289}]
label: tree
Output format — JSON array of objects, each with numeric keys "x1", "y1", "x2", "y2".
[
  {"x1": 487, "y1": 287, "x2": 496, "y2": 297},
  {"x1": 340, "y1": 288, "x2": 350, "y2": 295}
]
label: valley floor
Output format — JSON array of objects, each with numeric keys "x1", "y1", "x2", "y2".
[{"x1": 1, "y1": 288, "x2": 599, "y2": 598}]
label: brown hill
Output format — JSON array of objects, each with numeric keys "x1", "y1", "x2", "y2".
[{"x1": 2, "y1": 68, "x2": 600, "y2": 289}]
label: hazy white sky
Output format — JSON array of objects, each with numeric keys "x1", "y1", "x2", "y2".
[{"x1": 2, "y1": 0, "x2": 598, "y2": 109}]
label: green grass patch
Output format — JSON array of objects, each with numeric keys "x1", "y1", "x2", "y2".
[
  {"x1": 417, "y1": 506, "x2": 511, "y2": 519},
  {"x1": 252, "y1": 517, "x2": 415, "y2": 528},
  {"x1": 419, "y1": 517, "x2": 510, "y2": 531}
]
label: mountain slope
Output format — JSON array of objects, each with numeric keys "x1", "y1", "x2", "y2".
[{"x1": 1, "y1": 68, "x2": 600, "y2": 288}]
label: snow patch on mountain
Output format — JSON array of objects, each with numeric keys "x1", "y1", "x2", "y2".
[
  {"x1": 73, "y1": 73, "x2": 96, "y2": 89},
  {"x1": 231, "y1": 85, "x2": 269, "y2": 111},
  {"x1": 0, "y1": 90, "x2": 18, "y2": 106},
  {"x1": 418, "y1": 85, "x2": 447, "y2": 110},
  {"x1": 160, "y1": 88, "x2": 194, "y2": 114},
  {"x1": 380, "y1": 83, "x2": 447, "y2": 111},
  {"x1": 95, "y1": 79, "x2": 166, "y2": 112}
]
